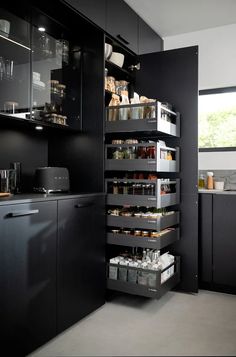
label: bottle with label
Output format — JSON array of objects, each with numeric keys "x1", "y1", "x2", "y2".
[{"x1": 207, "y1": 171, "x2": 214, "y2": 190}]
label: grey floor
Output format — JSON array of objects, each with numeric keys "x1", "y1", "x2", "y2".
[{"x1": 29, "y1": 290, "x2": 236, "y2": 356}]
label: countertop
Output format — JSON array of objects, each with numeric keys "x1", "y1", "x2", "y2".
[
  {"x1": 199, "y1": 189, "x2": 236, "y2": 195},
  {"x1": 0, "y1": 192, "x2": 105, "y2": 206}
]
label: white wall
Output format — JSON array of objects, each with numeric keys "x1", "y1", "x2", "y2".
[{"x1": 164, "y1": 24, "x2": 236, "y2": 170}]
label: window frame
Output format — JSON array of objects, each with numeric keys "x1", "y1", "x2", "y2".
[{"x1": 199, "y1": 86, "x2": 236, "y2": 152}]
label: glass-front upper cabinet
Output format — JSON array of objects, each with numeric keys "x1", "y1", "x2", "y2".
[
  {"x1": 0, "y1": 7, "x2": 31, "y2": 119},
  {"x1": 31, "y1": 8, "x2": 82, "y2": 130},
  {"x1": 0, "y1": 6, "x2": 82, "y2": 131}
]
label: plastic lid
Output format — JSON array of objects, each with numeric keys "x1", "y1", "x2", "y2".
[{"x1": 207, "y1": 172, "x2": 214, "y2": 176}]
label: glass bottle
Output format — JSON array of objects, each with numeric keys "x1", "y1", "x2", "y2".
[{"x1": 198, "y1": 174, "x2": 205, "y2": 189}]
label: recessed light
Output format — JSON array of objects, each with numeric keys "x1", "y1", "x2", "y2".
[
  {"x1": 38, "y1": 27, "x2": 46, "y2": 32},
  {"x1": 35, "y1": 125, "x2": 43, "y2": 130}
]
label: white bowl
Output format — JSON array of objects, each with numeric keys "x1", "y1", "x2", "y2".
[
  {"x1": 109, "y1": 52, "x2": 125, "y2": 68},
  {"x1": 105, "y1": 43, "x2": 113, "y2": 60}
]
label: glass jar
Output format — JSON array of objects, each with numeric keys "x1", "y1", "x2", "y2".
[
  {"x1": 119, "y1": 80, "x2": 129, "y2": 96},
  {"x1": 106, "y1": 76, "x2": 115, "y2": 93},
  {"x1": 50, "y1": 80, "x2": 59, "y2": 95},
  {"x1": 57, "y1": 84, "x2": 66, "y2": 98},
  {"x1": 104, "y1": 68, "x2": 108, "y2": 90}
]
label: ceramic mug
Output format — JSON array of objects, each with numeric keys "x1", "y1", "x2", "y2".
[{"x1": 0, "y1": 19, "x2": 10, "y2": 37}]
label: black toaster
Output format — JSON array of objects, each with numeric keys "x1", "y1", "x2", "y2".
[{"x1": 33, "y1": 167, "x2": 70, "y2": 193}]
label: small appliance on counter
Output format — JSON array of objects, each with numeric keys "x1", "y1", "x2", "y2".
[{"x1": 33, "y1": 167, "x2": 70, "y2": 194}]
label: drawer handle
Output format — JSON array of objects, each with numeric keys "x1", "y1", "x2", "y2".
[
  {"x1": 147, "y1": 119, "x2": 157, "y2": 124},
  {"x1": 147, "y1": 160, "x2": 156, "y2": 164},
  {"x1": 147, "y1": 197, "x2": 156, "y2": 201},
  {"x1": 117, "y1": 34, "x2": 129, "y2": 45},
  {"x1": 8, "y1": 209, "x2": 39, "y2": 217},
  {"x1": 147, "y1": 220, "x2": 156, "y2": 224},
  {"x1": 75, "y1": 202, "x2": 94, "y2": 208}
]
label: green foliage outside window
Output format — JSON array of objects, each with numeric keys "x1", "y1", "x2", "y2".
[{"x1": 199, "y1": 91, "x2": 236, "y2": 148}]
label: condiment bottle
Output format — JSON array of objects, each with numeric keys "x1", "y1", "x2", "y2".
[{"x1": 207, "y1": 171, "x2": 214, "y2": 190}]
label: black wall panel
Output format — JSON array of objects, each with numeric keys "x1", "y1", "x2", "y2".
[
  {"x1": 0, "y1": 128, "x2": 48, "y2": 192},
  {"x1": 136, "y1": 46, "x2": 199, "y2": 292}
]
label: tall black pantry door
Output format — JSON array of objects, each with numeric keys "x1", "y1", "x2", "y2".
[{"x1": 136, "y1": 46, "x2": 199, "y2": 292}]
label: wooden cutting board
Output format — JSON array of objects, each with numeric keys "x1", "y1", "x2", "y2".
[{"x1": 0, "y1": 192, "x2": 11, "y2": 197}]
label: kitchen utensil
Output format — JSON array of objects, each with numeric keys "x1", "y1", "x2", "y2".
[{"x1": 109, "y1": 52, "x2": 125, "y2": 68}]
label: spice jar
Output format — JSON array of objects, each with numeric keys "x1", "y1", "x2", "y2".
[
  {"x1": 141, "y1": 231, "x2": 149, "y2": 237},
  {"x1": 134, "y1": 230, "x2": 142, "y2": 237}
]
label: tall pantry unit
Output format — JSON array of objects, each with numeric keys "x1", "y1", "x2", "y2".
[{"x1": 104, "y1": 43, "x2": 199, "y2": 296}]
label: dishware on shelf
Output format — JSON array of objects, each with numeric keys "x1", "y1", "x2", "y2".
[
  {"x1": 105, "y1": 43, "x2": 113, "y2": 60},
  {"x1": 3, "y1": 101, "x2": 19, "y2": 114},
  {"x1": 0, "y1": 19, "x2": 10, "y2": 37},
  {"x1": 5, "y1": 59, "x2": 14, "y2": 80},
  {"x1": 109, "y1": 52, "x2": 125, "y2": 68}
]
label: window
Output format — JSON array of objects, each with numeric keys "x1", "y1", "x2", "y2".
[{"x1": 199, "y1": 87, "x2": 236, "y2": 150}]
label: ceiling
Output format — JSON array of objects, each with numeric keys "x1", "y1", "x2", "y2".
[{"x1": 124, "y1": 0, "x2": 236, "y2": 37}]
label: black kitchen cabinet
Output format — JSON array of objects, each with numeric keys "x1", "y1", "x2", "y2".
[
  {"x1": 62, "y1": 0, "x2": 106, "y2": 30},
  {"x1": 138, "y1": 17, "x2": 163, "y2": 54},
  {"x1": 199, "y1": 193, "x2": 236, "y2": 292},
  {"x1": 0, "y1": 201, "x2": 57, "y2": 356},
  {"x1": 57, "y1": 195, "x2": 106, "y2": 333},
  {"x1": 213, "y1": 194, "x2": 236, "y2": 287},
  {"x1": 106, "y1": 0, "x2": 138, "y2": 53}
]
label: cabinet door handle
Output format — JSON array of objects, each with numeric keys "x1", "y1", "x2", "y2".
[
  {"x1": 75, "y1": 202, "x2": 94, "y2": 208},
  {"x1": 117, "y1": 34, "x2": 129, "y2": 45},
  {"x1": 7, "y1": 209, "x2": 39, "y2": 217}
]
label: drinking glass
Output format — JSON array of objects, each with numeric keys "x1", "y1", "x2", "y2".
[
  {"x1": 0, "y1": 56, "x2": 5, "y2": 80},
  {"x1": 5, "y1": 59, "x2": 14, "y2": 80}
]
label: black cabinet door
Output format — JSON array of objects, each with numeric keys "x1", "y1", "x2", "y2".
[
  {"x1": 138, "y1": 17, "x2": 163, "y2": 55},
  {"x1": 62, "y1": 0, "x2": 106, "y2": 30},
  {"x1": 57, "y1": 195, "x2": 106, "y2": 333},
  {"x1": 106, "y1": 0, "x2": 138, "y2": 53},
  {"x1": 0, "y1": 201, "x2": 57, "y2": 356},
  {"x1": 213, "y1": 195, "x2": 236, "y2": 287}
]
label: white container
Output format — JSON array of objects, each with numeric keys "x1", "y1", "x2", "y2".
[
  {"x1": 105, "y1": 43, "x2": 112, "y2": 60},
  {"x1": 214, "y1": 181, "x2": 224, "y2": 190},
  {"x1": 109, "y1": 52, "x2": 125, "y2": 68},
  {"x1": 0, "y1": 19, "x2": 10, "y2": 37}
]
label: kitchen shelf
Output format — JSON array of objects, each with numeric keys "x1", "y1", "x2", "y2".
[
  {"x1": 0, "y1": 112, "x2": 80, "y2": 132},
  {"x1": 107, "y1": 256, "x2": 180, "y2": 299},
  {"x1": 105, "y1": 59, "x2": 134, "y2": 80},
  {"x1": 107, "y1": 227, "x2": 179, "y2": 249},
  {"x1": 105, "y1": 143, "x2": 179, "y2": 172},
  {"x1": 105, "y1": 101, "x2": 180, "y2": 137},
  {"x1": 106, "y1": 179, "x2": 180, "y2": 208},
  {"x1": 107, "y1": 211, "x2": 179, "y2": 231}
]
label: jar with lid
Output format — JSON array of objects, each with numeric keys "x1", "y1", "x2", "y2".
[
  {"x1": 50, "y1": 80, "x2": 59, "y2": 94},
  {"x1": 112, "y1": 181, "x2": 119, "y2": 194},
  {"x1": 106, "y1": 76, "x2": 115, "y2": 93},
  {"x1": 57, "y1": 84, "x2": 66, "y2": 98},
  {"x1": 104, "y1": 68, "x2": 108, "y2": 90},
  {"x1": 119, "y1": 80, "x2": 129, "y2": 96}
]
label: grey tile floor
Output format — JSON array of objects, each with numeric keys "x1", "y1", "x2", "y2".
[{"x1": 29, "y1": 290, "x2": 236, "y2": 356}]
